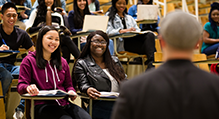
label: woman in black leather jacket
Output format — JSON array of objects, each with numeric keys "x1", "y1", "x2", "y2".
[{"x1": 72, "y1": 30, "x2": 126, "y2": 119}]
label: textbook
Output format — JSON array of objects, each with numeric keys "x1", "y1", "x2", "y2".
[
  {"x1": 99, "y1": 92, "x2": 119, "y2": 98},
  {"x1": 22, "y1": 89, "x2": 77, "y2": 97}
]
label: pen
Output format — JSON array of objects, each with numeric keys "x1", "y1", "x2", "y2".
[{"x1": 2, "y1": 39, "x2": 7, "y2": 45}]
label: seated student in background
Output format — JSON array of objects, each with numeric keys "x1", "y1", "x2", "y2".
[
  {"x1": 0, "y1": 0, "x2": 8, "y2": 10},
  {"x1": 87, "y1": 0, "x2": 101, "y2": 13},
  {"x1": 0, "y1": 0, "x2": 32, "y2": 23},
  {"x1": 73, "y1": 30, "x2": 126, "y2": 119},
  {"x1": 0, "y1": 2, "x2": 34, "y2": 97},
  {"x1": 25, "y1": 0, "x2": 80, "y2": 63},
  {"x1": 68, "y1": 0, "x2": 114, "y2": 54},
  {"x1": 33, "y1": 0, "x2": 66, "y2": 12},
  {"x1": 10, "y1": 0, "x2": 32, "y2": 23},
  {"x1": 201, "y1": 2, "x2": 219, "y2": 57},
  {"x1": 128, "y1": 0, "x2": 160, "y2": 32},
  {"x1": 17, "y1": 26, "x2": 91, "y2": 119},
  {"x1": 105, "y1": 0, "x2": 156, "y2": 70},
  {"x1": 112, "y1": 11, "x2": 219, "y2": 119}
]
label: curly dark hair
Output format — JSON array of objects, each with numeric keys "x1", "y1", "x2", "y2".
[
  {"x1": 73, "y1": 0, "x2": 91, "y2": 29},
  {"x1": 107, "y1": 0, "x2": 128, "y2": 27},
  {"x1": 72, "y1": 30, "x2": 126, "y2": 87}
]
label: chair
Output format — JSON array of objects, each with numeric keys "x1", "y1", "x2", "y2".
[
  {"x1": 6, "y1": 75, "x2": 20, "y2": 119},
  {"x1": 109, "y1": 33, "x2": 147, "y2": 73},
  {"x1": 0, "y1": 81, "x2": 6, "y2": 119},
  {"x1": 154, "y1": 52, "x2": 210, "y2": 72}
]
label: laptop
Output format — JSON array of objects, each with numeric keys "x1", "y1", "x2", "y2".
[
  {"x1": 77, "y1": 15, "x2": 109, "y2": 33},
  {"x1": 137, "y1": 5, "x2": 158, "y2": 20}
]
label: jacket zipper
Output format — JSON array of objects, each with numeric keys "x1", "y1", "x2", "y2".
[{"x1": 87, "y1": 72, "x2": 98, "y2": 82}]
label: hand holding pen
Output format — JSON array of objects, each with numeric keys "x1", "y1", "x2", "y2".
[{"x1": 0, "y1": 39, "x2": 9, "y2": 50}]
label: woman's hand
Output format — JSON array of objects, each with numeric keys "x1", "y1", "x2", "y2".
[
  {"x1": 26, "y1": 84, "x2": 39, "y2": 96},
  {"x1": 68, "y1": 90, "x2": 77, "y2": 101},
  {"x1": 87, "y1": 87, "x2": 101, "y2": 99},
  {"x1": 119, "y1": 27, "x2": 136, "y2": 33}
]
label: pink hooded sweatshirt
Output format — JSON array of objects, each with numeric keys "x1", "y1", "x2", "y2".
[{"x1": 17, "y1": 51, "x2": 75, "y2": 106}]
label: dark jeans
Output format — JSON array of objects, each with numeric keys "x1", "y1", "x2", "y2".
[
  {"x1": 202, "y1": 43, "x2": 219, "y2": 56},
  {"x1": 0, "y1": 63, "x2": 19, "y2": 96},
  {"x1": 35, "y1": 103, "x2": 91, "y2": 119},
  {"x1": 124, "y1": 32, "x2": 156, "y2": 62},
  {"x1": 87, "y1": 100, "x2": 115, "y2": 119},
  {"x1": 61, "y1": 35, "x2": 80, "y2": 63}
]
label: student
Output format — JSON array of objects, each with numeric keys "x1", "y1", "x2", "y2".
[
  {"x1": 111, "y1": 11, "x2": 219, "y2": 119},
  {"x1": 25, "y1": 0, "x2": 80, "y2": 63},
  {"x1": 73, "y1": 30, "x2": 126, "y2": 119},
  {"x1": 33, "y1": 0, "x2": 66, "y2": 12},
  {"x1": 0, "y1": 0, "x2": 32, "y2": 23},
  {"x1": 17, "y1": 26, "x2": 91, "y2": 119},
  {"x1": 105, "y1": 0, "x2": 156, "y2": 69},
  {"x1": 10, "y1": 0, "x2": 32, "y2": 23},
  {"x1": 128, "y1": 0, "x2": 160, "y2": 32},
  {"x1": 87, "y1": 0, "x2": 100, "y2": 12},
  {"x1": 0, "y1": 2, "x2": 34, "y2": 97},
  {"x1": 201, "y1": 2, "x2": 219, "y2": 57},
  {"x1": 0, "y1": 0, "x2": 8, "y2": 10}
]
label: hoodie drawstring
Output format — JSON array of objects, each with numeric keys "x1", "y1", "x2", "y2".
[
  {"x1": 47, "y1": 61, "x2": 61, "y2": 106},
  {"x1": 45, "y1": 67, "x2": 48, "y2": 82},
  {"x1": 54, "y1": 65, "x2": 60, "y2": 82}
]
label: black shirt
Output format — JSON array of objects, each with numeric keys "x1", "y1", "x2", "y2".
[
  {"x1": 29, "y1": 15, "x2": 62, "y2": 34},
  {"x1": 0, "y1": 24, "x2": 34, "y2": 65},
  {"x1": 120, "y1": 17, "x2": 127, "y2": 29}
]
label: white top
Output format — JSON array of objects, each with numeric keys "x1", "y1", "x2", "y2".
[
  {"x1": 88, "y1": 2, "x2": 96, "y2": 12},
  {"x1": 103, "y1": 69, "x2": 119, "y2": 92},
  {"x1": 25, "y1": 9, "x2": 64, "y2": 31}
]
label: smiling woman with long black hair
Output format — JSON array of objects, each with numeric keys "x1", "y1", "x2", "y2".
[{"x1": 73, "y1": 30, "x2": 126, "y2": 119}]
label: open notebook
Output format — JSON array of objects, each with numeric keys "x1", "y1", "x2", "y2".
[
  {"x1": 77, "y1": 15, "x2": 109, "y2": 34},
  {"x1": 137, "y1": 5, "x2": 158, "y2": 21}
]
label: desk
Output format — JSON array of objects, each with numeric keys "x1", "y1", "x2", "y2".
[
  {"x1": 109, "y1": 33, "x2": 137, "y2": 56},
  {"x1": 0, "y1": 51, "x2": 20, "y2": 58},
  {"x1": 136, "y1": 19, "x2": 157, "y2": 25},
  {"x1": 79, "y1": 94, "x2": 117, "y2": 118},
  {"x1": 21, "y1": 95, "x2": 65, "y2": 119}
]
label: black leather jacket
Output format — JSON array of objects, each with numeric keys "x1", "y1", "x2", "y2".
[{"x1": 73, "y1": 55, "x2": 124, "y2": 94}]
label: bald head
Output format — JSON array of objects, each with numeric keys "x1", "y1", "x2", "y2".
[{"x1": 159, "y1": 11, "x2": 202, "y2": 50}]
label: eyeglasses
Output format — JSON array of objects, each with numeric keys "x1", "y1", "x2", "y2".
[{"x1": 91, "y1": 40, "x2": 107, "y2": 45}]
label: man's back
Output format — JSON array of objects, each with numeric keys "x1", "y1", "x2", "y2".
[{"x1": 112, "y1": 60, "x2": 219, "y2": 119}]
